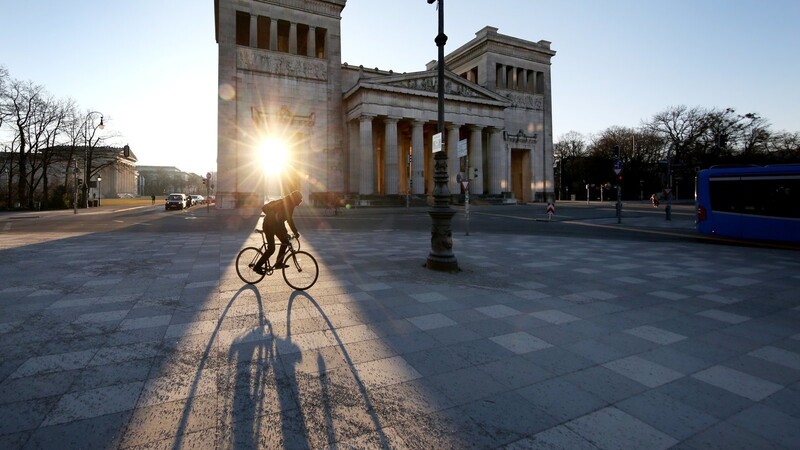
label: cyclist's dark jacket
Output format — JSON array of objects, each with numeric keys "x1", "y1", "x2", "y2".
[{"x1": 262, "y1": 196, "x2": 299, "y2": 235}]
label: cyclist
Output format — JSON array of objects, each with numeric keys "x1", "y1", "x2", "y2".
[{"x1": 254, "y1": 190, "x2": 303, "y2": 274}]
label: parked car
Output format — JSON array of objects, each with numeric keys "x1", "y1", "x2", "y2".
[
  {"x1": 165, "y1": 193, "x2": 187, "y2": 210},
  {"x1": 191, "y1": 195, "x2": 206, "y2": 205}
]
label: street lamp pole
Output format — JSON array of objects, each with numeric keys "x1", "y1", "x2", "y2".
[
  {"x1": 84, "y1": 111, "x2": 104, "y2": 209},
  {"x1": 425, "y1": 0, "x2": 458, "y2": 272},
  {"x1": 73, "y1": 161, "x2": 80, "y2": 214},
  {"x1": 666, "y1": 144, "x2": 673, "y2": 221}
]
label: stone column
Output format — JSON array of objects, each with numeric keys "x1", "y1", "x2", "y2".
[
  {"x1": 469, "y1": 125, "x2": 484, "y2": 194},
  {"x1": 348, "y1": 120, "x2": 358, "y2": 193},
  {"x1": 446, "y1": 123, "x2": 460, "y2": 194},
  {"x1": 384, "y1": 117, "x2": 400, "y2": 195},
  {"x1": 498, "y1": 64, "x2": 506, "y2": 89},
  {"x1": 270, "y1": 18, "x2": 278, "y2": 51},
  {"x1": 249, "y1": 14, "x2": 257, "y2": 47},
  {"x1": 359, "y1": 115, "x2": 375, "y2": 195},
  {"x1": 488, "y1": 128, "x2": 505, "y2": 195},
  {"x1": 307, "y1": 26, "x2": 316, "y2": 58},
  {"x1": 289, "y1": 22, "x2": 297, "y2": 54},
  {"x1": 411, "y1": 120, "x2": 425, "y2": 195}
]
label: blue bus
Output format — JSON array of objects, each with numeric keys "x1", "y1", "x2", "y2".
[{"x1": 695, "y1": 164, "x2": 800, "y2": 243}]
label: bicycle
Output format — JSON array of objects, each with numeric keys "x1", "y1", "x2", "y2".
[
  {"x1": 235, "y1": 229, "x2": 319, "y2": 290},
  {"x1": 324, "y1": 201, "x2": 342, "y2": 217}
]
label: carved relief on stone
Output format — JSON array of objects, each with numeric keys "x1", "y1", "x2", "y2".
[
  {"x1": 252, "y1": 106, "x2": 317, "y2": 128},
  {"x1": 388, "y1": 77, "x2": 436, "y2": 93},
  {"x1": 387, "y1": 77, "x2": 482, "y2": 98},
  {"x1": 237, "y1": 48, "x2": 327, "y2": 81},
  {"x1": 444, "y1": 80, "x2": 479, "y2": 98},
  {"x1": 500, "y1": 90, "x2": 544, "y2": 110}
]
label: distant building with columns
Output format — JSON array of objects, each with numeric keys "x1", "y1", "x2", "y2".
[{"x1": 214, "y1": 0, "x2": 555, "y2": 209}]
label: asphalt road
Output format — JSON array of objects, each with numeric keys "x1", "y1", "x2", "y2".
[{"x1": 1, "y1": 201, "x2": 699, "y2": 244}]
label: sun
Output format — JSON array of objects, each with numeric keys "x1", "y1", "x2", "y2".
[{"x1": 259, "y1": 137, "x2": 290, "y2": 175}]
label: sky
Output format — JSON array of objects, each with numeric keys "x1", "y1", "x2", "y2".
[{"x1": 2, "y1": 0, "x2": 799, "y2": 175}]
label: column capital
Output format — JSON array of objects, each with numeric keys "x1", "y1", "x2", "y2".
[
  {"x1": 468, "y1": 124, "x2": 484, "y2": 132},
  {"x1": 446, "y1": 122, "x2": 462, "y2": 131},
  {"x1": 359, "y1": 114, "x2": 376, "y2": 122},
  {"x1": 384, "y1": 116, "x2": 402, "y2": 124},
  {"x1": 411, "y1": 119, "x2": 425, "y2": 127}
]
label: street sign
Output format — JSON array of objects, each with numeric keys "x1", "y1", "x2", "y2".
[
  {"x1": 613, "y1": 160, "x2": 622, "y2": 175},
  {"x1": 461, "y1": 180, "x2": 470, "y2": 190},
  {"x1": 432, "y1": 132, "x2": 443, "y2": 153},
  {"x1": 457, "y1": 139, "x2": 468, "y2": 158}
]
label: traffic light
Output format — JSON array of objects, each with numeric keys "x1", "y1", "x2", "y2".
[
  {"x1": 202, "y1": 178, "x2": 206, "y2": 185},
  {"x1": 473, "y1": 167, "x2": 478, "y2": 179},
  {"x1": 614, "y1": 144, "x2": 620, "y2": 159},
  {"x1": 123, "y1": 144, "x2": 130, "y2": 158}
]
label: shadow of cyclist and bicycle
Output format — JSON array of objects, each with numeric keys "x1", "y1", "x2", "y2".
[{"x1": 171, "y1": 284, "x2": 391, "y2": 448}]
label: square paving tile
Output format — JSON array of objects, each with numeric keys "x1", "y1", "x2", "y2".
[
  {"x1": 692, "y1": 365, "x2": 783, "y2": 401},
  {"x1": 624, "y1": 325, "x2": 687, "y2": 345},
  {"x1": 42, "y1": 381, "x2": 144, "y2": 426},
  {"x1": 602, "y1": 355, "x2": 684, "y2": 388},
  {"x1": 406, "y1": 313, "x2": 457, "y2": 331},
  {"x1": 490, "y1": 332, "x2": 553, "y2": 354},
  {"x1": 475, "y1": 304, "x2": 521, "y2": 319},
  {"x1": 695, "y1": 309, "x2": 750, "y2": 324},
  {"x1": 728, "y1": 403, "x2": 800, "y2": 449},
  {"x1": 615, "y1": 390, "x2": 718, "y2": 441},
  {"x1": 352, "y1": 355, "x2": 422, "y2": 389},
  {"x1": 516, "y1": 377, "x2": 607, "y2": 422},
  {"x1": 530, "y1": 309, "x2": 581, "y2": 324},
  {"x1": 410, "y1": 292, "x2": 449, "y2": 303},
  {"x1": 749, "y1": 345, "x2": 800, "y2": 371},
  {"x1": 565, "y1": 407, "x2": 678, "y2": 450}
]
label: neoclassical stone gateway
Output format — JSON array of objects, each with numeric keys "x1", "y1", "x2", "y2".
[{"x1": 214, "y1": 0, "x2": 555, "y2": 209}]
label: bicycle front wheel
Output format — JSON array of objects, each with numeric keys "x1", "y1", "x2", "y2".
[
  {"x1": 236, "y1": 247, "x2": 266, "y2": 284},
  {"x1": 282, "y1": 251, "x2": 319, "y2": 290}
]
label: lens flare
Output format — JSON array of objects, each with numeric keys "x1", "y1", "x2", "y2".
[
  {"x1": 218, "y1": 83, "x2": 235, "y2": 100},
  {"x1": 260, "y1": 137, "x2": 290, "y2": 175}
]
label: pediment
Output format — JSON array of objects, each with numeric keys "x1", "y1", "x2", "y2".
[{"x1": 356, "y1": 70, "x2": 510, "y2": 105}]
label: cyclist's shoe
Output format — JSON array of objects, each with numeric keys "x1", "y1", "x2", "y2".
[
  {"x1": 273, "y1": 262, "x2": 288, "y2": 269},
  {"x1": 254, "y1": 266, "x2": 267, "y2": 275}
]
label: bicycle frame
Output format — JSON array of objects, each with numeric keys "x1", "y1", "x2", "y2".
[{"x1": 254, "y1": 229, "x2": 300, "y2": 265}]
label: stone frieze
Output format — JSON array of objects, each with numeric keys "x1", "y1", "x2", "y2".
[
  {"x1": 386, "y1": 77, "x2": 482, "y2": 98},
  {"x1": 500, "y1": 90, "x2": 544, "y2": 110},
  {"x1": 238, "y1": 48, "x2": 328, "y2": 81}
]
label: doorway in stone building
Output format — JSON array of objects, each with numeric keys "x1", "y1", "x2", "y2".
[{"x1": 511, "y1": 149, "x2": 531, "y2": 203}]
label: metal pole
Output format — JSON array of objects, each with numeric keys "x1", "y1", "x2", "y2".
[
  {"x1": 426, "y1": 0, "x2": 458, "y2": 271},
  {"x1": 465, "y1": 155, "x2": 470, "y2": 236},
  {"x1": 666, "y1": 144, "x2": 673, "y2": 221},
  {"x1": 73, "y1": 162, "x2": 79, "y2": 214}
]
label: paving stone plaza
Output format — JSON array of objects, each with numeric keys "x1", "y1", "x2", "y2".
[{"x1": 1, "y1": 210, "x2": 800, "y2": 448}]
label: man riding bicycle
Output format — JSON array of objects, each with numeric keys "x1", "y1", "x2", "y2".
[{"x1": 254, "y1": 190, "x2": 303, "y2": 275}]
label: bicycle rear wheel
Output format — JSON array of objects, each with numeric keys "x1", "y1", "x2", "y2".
[
  {"x1": 282, "y1": 251, "x2": 319, "y2": 290},
  {"x1": 236, "y1": 247, "x2": 266, "y2": 284}
]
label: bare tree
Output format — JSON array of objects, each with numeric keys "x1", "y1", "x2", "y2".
[
  {"x1": 4, "y1": 78, "x2": 48, "y2": 208},
  {"x1": 642, "y1": 105, "x2": 710, "y2": 162},
  {"x1": 554, "y1": 130, "x2": 588, "y2": 159},
  {"x1": 0, "y1": 65, "x2": 9, "y2": 130}
]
